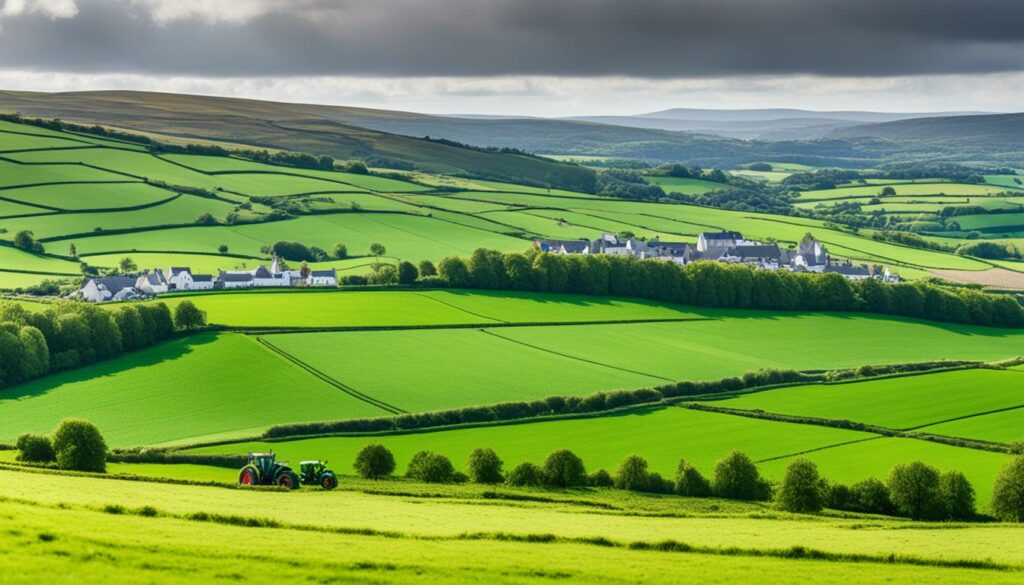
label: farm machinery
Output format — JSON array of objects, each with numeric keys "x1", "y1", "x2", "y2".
[{"x1": 237, "y1": 452, "x2": 337, "y2": 490}]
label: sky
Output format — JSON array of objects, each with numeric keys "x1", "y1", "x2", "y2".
[{"x1": 1, "y1": 0, "x2": 1022, "y2": 116}]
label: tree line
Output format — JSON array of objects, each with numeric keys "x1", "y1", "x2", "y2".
[
  {"x1": 349, "y1": 442, "x2": 1024, "y2": 522},
  {"x1": 0, "y1": 300, "x2": 202, "y2": 388},
  {"x1": 425, "y1": 249, "x2": 1024, "y2": 328}
]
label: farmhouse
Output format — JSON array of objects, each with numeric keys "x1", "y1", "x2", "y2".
[
  {"x1": 135, "y1": 270, "x2": 169, "y2": 295},
  {"x1": 308, "y1": 269, "x2": 338, "y2": 287},
  {"x1": 74, "y1": 276, "x2": 143, "y2": 302}
]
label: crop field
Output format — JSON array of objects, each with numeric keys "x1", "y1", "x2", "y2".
[
  {"x1": 194, "y1": 406, "x2": 873, "y2": 477},
  {"x1": 0, "y1": 245, "x2": 81, "y2": 273},
  {"x1": 799, "y1": 183, "x2": 1011, "y2": 201},
  {"x1": 919, "y1": 408, "x2": 1024, "y2": 444},
  {"x1": 0, "y1": 333, "x2": 388, "y2": 446},
  {"x1": 716, "y1": 369, "x2": 1024, "y2": 432},
  {"x1": 643, "y1": 176, "x2": 732, "y2": 195},
  {"x1": 5, "y1": 469, "x2": 1024, "y2": 583},
  {"x1": 0, "y1": 182, "x2": 175, "y2": 210},
  {"x1": 931, "y1": 268, "x2": 1024, "y2": 289},
  {"x1": 0, "y1": 198, "x2": 46, "y2": 216},
  {"x1": 954, "y1": 213, "x2": 1024, "y2": 231},
  {"x1": 0, "y1": 159, "x2": 135, "y2": 188},
  {"x1": 152, "y1": 289, "x2": 703, "y2": 328}
]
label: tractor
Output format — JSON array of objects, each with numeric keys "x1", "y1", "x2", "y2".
[
  {"x1": 238, "y1": 452, "x2": 300, "y2": 490},
  {"x1": 300, "y1": 460, "x2": 338, "y2": 490}
]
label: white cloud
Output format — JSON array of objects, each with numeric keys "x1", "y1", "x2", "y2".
[
  {"x1": 121, "y1": 0, "x2": 294, "y2": 25},
  {"x1": 0, "y1": 0, "x2": 78, "y2": 19}
]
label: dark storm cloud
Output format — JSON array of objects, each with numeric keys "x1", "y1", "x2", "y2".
[{"x1": 1, "y1": 0, "x2": 1023, "y2": 78}]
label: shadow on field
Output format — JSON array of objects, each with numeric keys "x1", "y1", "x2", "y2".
[{"x1": 0, "y1": 332, "x2": 220, "y2": 404}]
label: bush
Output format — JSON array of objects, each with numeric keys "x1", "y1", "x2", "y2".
[
  {"x1": 542, "y1": 450, "x2": 587, "y2": 488},
  {"x1": 369, "y1": 243, "x2": 387, "y2": 257},
  {"x1": 15, "y1": 433, "x2": 54, "y2": 463},
  {"x1": 674, "y1": 460, "x2": 712, "y2": 497},
  {"x1": 353, "y1": 443, "x2": 395, "y2": 480},
  {"x1": 775, "y1": 459, "x2": 825, "y2": 514},
  {"x1": 418, "y1": 260, "x2": 437, "y2": 277},
  {"x1": 340, "y1": 275, "x2": 368, "y2": 286},
  {"x1": 51, "y1": 419, "x2": 107, "y2": 473},
  {"x1": 467, "y1": 448, "x2": 504, "y2": 484},
  {"x1": 939, "y1": 470, "x2": 975, "y2": 520},
  {"x1": 505, "y1": 462, "x2": 544, "y2": 487},
  {"x1": 398, "y1": 261, "x2": 419, "y2": 285},
  {"x1": 712, "y1": 451, "x2": 770, "y2": 501},
  {"x1": 614, "y1": 455, "x2": 650, "y2": 491},
  {"x1": 888, "y1": 461, "x2": 943, "y2": 520},
  {"x1": 588, "y1": 469, "x2": 614, "y2": 488},
  {"x1": 406, "y1": 451, "x2": 456, "y2": 483},
  {"x1": 173, "y1": 300, "x2": 206, "y2": 330},
  {"x1": 367, "y1": 264, "x2": 399, "y2": 285},
  {"x1": 991, "y1": 456, "x2": 1024, "y2": 522},
  {"x1": 332, "y1": 243, "x2": 348, "y2": 259},
  {"x1": 849, "y1": 477, "x2": 893, "y2": 515}
]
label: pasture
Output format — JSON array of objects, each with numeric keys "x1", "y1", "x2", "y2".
[
  {"x1": 0, "y1": 182, "x2": 174, "y2": 210},
  {"x1": 799, "y1": 183, "x2": 1010, "y2": 201},
  {"x1": 0, "y1": 333, "x2": 388, "y2": 446},
  {"x1": 644, "y1": 176, "x2": 732, "y2": 195},
  {"x1": 716, "y1": 369, "x2": 1024, "y2": 431},
  {"x1": 919, "y1": 407, "x2": 1024, "y2": 443},
  {"x1": 3, "y1": 469, "x2": 1023, "y2": 583}
]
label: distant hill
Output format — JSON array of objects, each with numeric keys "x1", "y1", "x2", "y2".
[
  {"x1": 829, "y1": 112, "x2": 1024, "y2": 146},
  {"x1": 0, "y1": 90, "x2": 597, "y2": 192}
]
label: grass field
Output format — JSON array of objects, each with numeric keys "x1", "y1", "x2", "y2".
[
  {"x1": 644, "y1": 176, "x2": 732, "y2": 195},
  {"x1": 954, "y1": 213, "x2": 1024, "y2": 231},
  {"x1": 0, "y1": 245, "x2": 81, "y2": 273},
  {"x1": 918, "y1": 406, "x2": 1024, "y2": 443},
  {"x1": 4, "y1": 468, "x2": 1024, "y2": 583},
  {"x1": 0, "y1": 333, "x2": 388, "y2": 446},
  {"x1": 152, "y1": 289, "x2": 703, "y2": 328},
  {"x1": 800, "y1": 183, "x2": 1010, "y2": 201},
  {"x1": 716, "y1": 369, "x2": 1024, "y2": 431},
  {"x1": 195, "y1": 406, "x2": 872, "y2": 478},
  {"x1": 0, "y1": 182, "x2": 175, "y2": 210}
]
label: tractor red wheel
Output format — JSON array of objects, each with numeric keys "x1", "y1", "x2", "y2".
[
  {"x1": 239, "y1": 468, "x2": 258, "y2": 486},
  {"x1": 321, "y1": 474, "x2": 337, "y2": 491},
  {"x1": 278, "y1": 472, "x2": 299, "y2": 490}
]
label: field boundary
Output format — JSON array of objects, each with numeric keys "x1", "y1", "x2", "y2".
[{"x1": 240, "y1": 316, "x2": 716, "y2": 335}]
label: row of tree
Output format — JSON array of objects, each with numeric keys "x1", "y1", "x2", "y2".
[
  {"x1": 350, "y1": 443, "x2": 1024, "y2": 522},
  {"x1": 0, "y1": 300, "x2": 200, "y2": 387},
  {"x1": 430, "y1": 249, "x2": 1024, "y2": 328}
]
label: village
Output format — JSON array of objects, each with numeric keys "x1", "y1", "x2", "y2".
[
  {"x1": 72, "y1": 230, "x2": 899, "y2": 302},
  {"x1": 73, "y1": 256, "x2": 338, "y2": 302},
  {"x1": 535, "y1": 230, "x2": 902, "y2": 283}
]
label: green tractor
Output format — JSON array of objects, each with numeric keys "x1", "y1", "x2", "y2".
[
  {"x1": 300, "y1": 460, "x2": 338, "y2": 490},
  {"x1": 238, "y1": 452, "x2": 300, "y2": 490}
]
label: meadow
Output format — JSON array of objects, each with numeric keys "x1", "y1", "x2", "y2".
[
  {"x1": 716, "y1": 368, "x2": 1024, "y2": 432},
  {"x1": 643, "y1": 176, "x2": 732, "y2": 195},
  {"x1": 0, "y1": 333, "x2": 388, "y2": 446},
  {"x1": 0, "y1": 182, "x2": 175, "y2": 210},
  {"x1": 4, "y1": 468, "x2": 1024, "y2": 583},
  {"x1": 799, "y1": 182, "x2": 1011, "y2": 201}
]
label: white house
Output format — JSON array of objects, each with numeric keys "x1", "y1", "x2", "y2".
[
  {"x1": 697, "y1": 231, "x2": 753, "y2": 252},
  {"x1": 793, "y1": 236, "x2": 829, "y2": 273},
  {"x1": 135, "y1": 270, "x2": 169, "y2": 294},
  {"x1": 251, "y1": 264, "x2": 291, "y2": 287},
  {"x1": 189, "y1": 274, "x2": 216, "y2": 290},
  {"x1": 75, "y1": 276, "x2": 140, "y2": 302},
  {"x1": 166, "y1": 267, "x2": 194, "y2": 290},
  {"x1": 308, "y1": 269, "x2": 337, "y2": 287},
  {"x1": 218, "y1": 271, "x2": 254, "y2": 289}
]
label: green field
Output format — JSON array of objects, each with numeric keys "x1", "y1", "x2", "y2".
[
  {"x1": 800, "y1": 183, "x2": 1010, "y2": 201},
  {"x1": 4, "y1": 467, "x2": 1024, "y2": 583},
  {"x1": 0, "y1": 333, "x2": 388, "y2": 446},
  {"x1": 0, "y1": 182, "x2": 175, "y2": 210},
  {"x1": 918, "y1": 405, "x2": 1024, "y2": 443},
  {"x1": 954, "y1": 213, "x2": 1024, "y2": 231},
  {"x1": 717, "y1": 369, "x2": 1024, "y2": 432},
  {"x1": 644, "y1": 176, "x2": 732, "y2": 195}
]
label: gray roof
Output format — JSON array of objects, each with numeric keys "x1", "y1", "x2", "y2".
[
  {"x1": 219, "y1": 271, "x2": 253, "y2": 282},
  {"x1": 191, "y1": 274, "x2": 213, "y2": 282},
  {"x1": 560, "y1": 241, "x2": 590, "y2": 253},
  {"x1": 252, "y1": 265, "x2": 272, "y2": 278},
  {"x1": 310, "y1": 270, "x2": 336, "y2": 278},
  {"x1": 726, "y1": 244, "x2": 781, "y2": 259},
  {"x1": 169, "y1": 267, "x2": 191, "y2": 276},
  {"x1": 88, "y1": 276, "x2": 137, "y2": 294}
]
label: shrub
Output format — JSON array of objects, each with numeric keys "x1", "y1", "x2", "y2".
[
  {"x1": 614, "y1": 455, "x2": 650, "y2": 491},
  {"x1": 369, "y1": 243, "x2": 386, "y2": 257},
  {"x1": 888, "y1": 461, "x2": 943, "y2": 520},
  {"x1": 849, "y1": 477, "x2": 893, "y2": 515},
  {"x1": 418, "y1": 260, "x2": 437, "y2": 277},
  {"x1": 588, "y1": 469, "x2": 614, "y2": 488},
  {"x1": 340, "y1": 275, "x2": 368, "y2": 286},
  {"x1": 15, "y1": 433, "x2": 54, "y2": 463},
  {"x1": 939, "y1": 470, "x2": 975, "y2": 520},
  {"x1": 991, "y1": 456, "x2": 1024, "y2": 522},
  {"x1": 173, "y1": 300, "x2": 206, "y2": 330},
  {"x1": 674, "y1": 460, "x2": 712, "y2": 497},
  {"x1": 353, "y1": 443, "x2": 395, "y2": 480},
  {"x1": 712, "y1": 451, "x2": 770, "y2": 501},
  {"x1": 195, "y1": 213, "x2": 217, "y2": 226},
  {"x1": 542, "y1": 450, "x2": 587, "y2": 488},
  {"x1": 51, "y1": 419, "x2": 107, "y2": 473},
  {"x1": 332, "y1": 243, "x2": 348, "y2": 259},
  {"x1": 406, "y1": 451, "x2": 456, "y2": 483},
  {"x1": 467, "y1": 448, "x2": 504, "y2": 484},
  {"x1": 397, "y1": 261, "x2": 419, "y2": 285},
  {"x1": 505, "y1": 462, "x2": 544, "y2": 487},
  {"x1": 367, "y1": 264, "x2": 398, "y2": 285},
  {"x1": 217, "y1": 244, "x2": 228, "y2": 254},
  {"x1": 775, "y1": 459, "x2": 825, "y2": 514}
]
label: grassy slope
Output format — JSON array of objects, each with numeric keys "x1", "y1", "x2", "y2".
[
  {"x1": 0, "y1": 333, "x2": 387, "y2": 446},
  {"x1": 0, "y1": 182, "x2": 173, "y2": 210},
  {"x1": 800, "y1": 183, "x2": 1009, "y2": 200},
  {"x1": 3, "y1": 468, "x2": 1023, "y2": 583},
  {"x1": 644, "y1": 176, "x2": 731, "y2": 195},
  {"x1": 716, "y1": 369, "x2": 1024, "y2": 432}
]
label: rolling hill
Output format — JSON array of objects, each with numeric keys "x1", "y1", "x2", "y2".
[{"x1": 830, "y1": 112, "x2": 1024, "y2": 146}]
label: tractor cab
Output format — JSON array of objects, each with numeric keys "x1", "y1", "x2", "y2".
[{"x1": 299, "y1": 460, "x2": 338, "y2": 490}]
